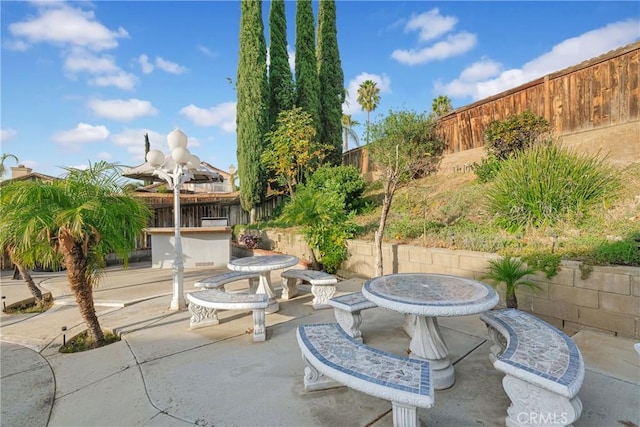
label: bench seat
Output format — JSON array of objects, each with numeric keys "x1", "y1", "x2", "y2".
[
  {"x1": 187, "y1": 289, "x2": 268, "y2": 342},
  {"x1": 328, "y1": 292, "x2": 377, "y2": 342},
  {"x1": 280, "y1": 269, "x2": 338, "y2": 309},
  {"x1": 296, "y1": 323, "x2": 433, "y2": 427},
  {"x1": 194, "y1": 271, "x2": 260, "y2": 292},
  {"x1": 481, "y1": 309, "x2": 585, "y2": 426}
]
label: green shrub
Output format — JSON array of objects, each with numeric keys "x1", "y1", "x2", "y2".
[
  {"x1": 279, "y1": 183, "x2": 357, "y2": 273},
  {"x1": 521, "y1": 251, "x2": 562, "y2": 279},
  {"x1": 484, "y1": 111, "x2": 550, "y2": 160},
  {"x1": 306, "y1": 165, "x2": 366, "y2": 213},
  {"x1": 487, "y1": 144, "x2": 620, "y2": 229}
]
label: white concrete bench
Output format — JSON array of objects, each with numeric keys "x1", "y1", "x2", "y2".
[
  {"x1": 194, "y1": 271, "x2": 260, "y2": 293},
  {"x1": 187, "y1": 289, "x2": 268, "y2": 342},
  {"x1": 280, "y1": 269, "x2": 337, "y2": 309},
  {"x1": 480, "y1": 309, "x2": 585, "y2": 427},
  {"x1": 328, "y1": 292, "x2": 377, "y2": 342},
  {"x1": 296, "y1": 323, "x2": 433, "y2": 427}
]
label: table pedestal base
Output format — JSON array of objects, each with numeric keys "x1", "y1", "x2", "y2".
[
  {"x1": 255, "y1": 273, "x2": 280, "y2": 314},
  {"x1": 409, "y1": 315, "x2": 455, "y2": 390}
]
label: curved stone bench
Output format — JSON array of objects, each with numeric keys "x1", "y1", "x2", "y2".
[
  {"x1": 480, "y1": 308, "x2": 585, "y2": 427},
  {"x1": 280, "y1": 269, "x2": 337, "y2": 309},
  {"x1": 194, "y1": 271, "x2": 260, "y2": 293},
  {"x1": 187, "y1": 289, "x2": 268, "y2": 342},
  {"x1": 328, "y1": 292, "x2": 377, "y2": 342},
  {"x1": 296, "y1": 323, "x2": 433, "y2": 427}
]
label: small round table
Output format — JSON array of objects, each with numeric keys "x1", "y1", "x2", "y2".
[
  {"x1": 228, "y1": 255, "x2": 299, "y2": 313},
  {"x1": 362, "y1": 273, "x2": 499, "y2": 389}
]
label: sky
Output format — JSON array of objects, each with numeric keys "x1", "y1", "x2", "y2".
[{"x1": 1, "y1": 1, "x2": 639, "y2": 179}]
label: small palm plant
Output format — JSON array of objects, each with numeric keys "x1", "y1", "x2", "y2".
[{"x1": 482, "y1": 256, "x2": 538, "y2": 309}]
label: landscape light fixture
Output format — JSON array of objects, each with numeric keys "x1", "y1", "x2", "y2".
[{"x1": 144, "y1": 129, "x2": 204, "y2": 310}]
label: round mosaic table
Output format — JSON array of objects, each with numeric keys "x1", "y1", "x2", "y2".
[
  {"x1": 228, "y1": 255, "x2": 298, "y2": 313},
  {"x1": 362, "y1": 273, "x2": 499, "y2": 389}
]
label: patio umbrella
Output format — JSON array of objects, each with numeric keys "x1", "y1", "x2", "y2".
[{"x1": 122, "y1": 156, "x2": 224, "y2": 184}]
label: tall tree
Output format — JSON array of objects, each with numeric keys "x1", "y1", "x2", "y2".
[
  {"x1": 341, "y1": 114, "x2": 360, "y2": 151},
  {"x1": 262, "y1": 107, "x2": 328, "y2": 196},
  {"x1": 430, "y1": 95, "x2": 453, "y2": 118},
  {"x1": 268, "y1": 0, "x2": 295, "y2": 131},
  {"x1": 0, "y1": 162, "x2": 151, "y2": 345},
  {"x1": 316, "y1": 0, "x2": 344, "y2": 166},
  {"x1": 368, "y1": 109, "x2": 446, "y2": 276},
  {"x1": 237, "y1": 0, "x2": 269, "y2": 222},
  {"x1": 357, "y1": 79, "x2": 380, "y2": 144},
  {"x1": 295, "y1": 0, "x2": 321, "y2": 140},
  {"x1": 0, "y1": 153, "x2": 18, "y2": 179}
]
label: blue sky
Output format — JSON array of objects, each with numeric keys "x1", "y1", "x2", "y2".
[{"x1": 1, "y1": 1, "x2": 638, "y2": 179}]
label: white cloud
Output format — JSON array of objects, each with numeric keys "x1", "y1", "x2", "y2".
[
  {"x1": 3, "y1": 39, "x2": 30, "y2": 51},
  {"x1": 52, "y1": 123, "x2": 110, "y2": 146},
  {"x1": 155, "y1": 57, "x2": 188, "y2": 74},
  {"x1": 343, "y1": 72, "x2": 392, "y2": 115},
  {"x1": 64, "y1": 49, "x2": 119, "y2": 74},
  {"x1": 180, "y1": 102, "x2": 237, "y2": 132},
  {"x1": 1, "y1": 128, "x2": 17, "y2": 142},
  {"x1": 89, "y1": 72, "x2": 138, "y2": 91},
  {"x1": 436, "y1": 19, "x2": 640, "y2": 101},
  {"x1": 391, "y1": 32, "x2": 477, "y2": 65},
  {"x1": 198, "y1": 45, "x2": 216, "y2": 57},
  {"x1": 88, "y1": 98, "x2": 158, "y2": 121},
  {"x1": 288, "y1": 45, "x2": 296, "y2": 71},
  {"x1": 110, "y1": 128, "x2": 166, "y2": 162},
  {"x1": 8, "y1": 3, "x2": 128, "y2": 51},
  {"x1": 97, "y1": 151, "x2": 113, "y2": 160},
  {"x1": 137, "y1": 54, "x2": 154, "y2": 74},
  {"x1": 405, "y1": 9, "x2": 458, "y2": 43}
]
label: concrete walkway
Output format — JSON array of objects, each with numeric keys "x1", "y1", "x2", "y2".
[{"x1": 1, "y1": 262, "x2": 639, "y2": 427}]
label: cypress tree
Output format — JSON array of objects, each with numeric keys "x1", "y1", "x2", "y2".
[
  {"x1": 294, "y1": 0, "x2": 320, "y2": 139},
  {"x1": 143, "y1": 132, "x2": 152, "y2": 186},
  {"x1": 317, "y1": 0, "x2": 344, "y2": 166},
  {"x1": 236, "y1": 0, "x2": 269, "y2": 221},
  {"x1": 268, "y1": 0, "x2": 294, "y2": 131}
]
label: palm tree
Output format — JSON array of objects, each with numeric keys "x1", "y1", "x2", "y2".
[
  {"x1": 341, "y1": 114, "x2": 360, "y2": 151},
  {"x1": 431, "y1": 95, "x2": 453, "y2": 118},
  {"x1": 481, "y1": 256, "x2": 538, "y2": 309},
  {"x1": 0, "y1": 161, "x2": 151, "y2": 345},
  {"x1": 0, "y1": 153, "x2": 18, "y2": 179},
  {"x1": 357, "y1": 80, "x2": 380, "y2": 145}
]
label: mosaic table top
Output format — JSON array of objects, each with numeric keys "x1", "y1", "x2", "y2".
[
  {"x1": 363, "y1": 273, "x2": 498, "y2": 316},
  {"x1": 228, "y1": 255, "x2": 299, "y2": 272}
]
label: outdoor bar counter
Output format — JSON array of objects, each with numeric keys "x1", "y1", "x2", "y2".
[{"x1": 146, "y1": 226, "x2": 231, "y2": 269}]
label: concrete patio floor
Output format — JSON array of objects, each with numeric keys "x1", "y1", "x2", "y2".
[{"x1": 1, "y1": 262, "x2": 639, "y2": 427}]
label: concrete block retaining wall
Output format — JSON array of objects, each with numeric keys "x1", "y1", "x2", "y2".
[{"x1": 250, "y1": 231, "x2": 639, "y2": 339}]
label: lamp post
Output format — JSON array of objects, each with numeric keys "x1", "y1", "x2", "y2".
[{"x1": 146, "y1": 129, "x2": 202, "y2": 310}]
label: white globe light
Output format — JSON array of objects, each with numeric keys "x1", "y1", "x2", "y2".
[
  {"x1": 167, "y1": 128, "x2": 188, "y2": 150},
  {"x1": 187, "y1": 154, "x2": 201, "y2": 169},
  {"x1": 146, "y1": 150, "x2": 165, "y2": 167},
  {"x1": 172, "y1": 147, "x2": 192, "y2": 165}
]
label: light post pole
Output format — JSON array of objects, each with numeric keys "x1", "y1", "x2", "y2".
[{"x1": 145, "y1": 129, "x2": 202, "y2": 310}]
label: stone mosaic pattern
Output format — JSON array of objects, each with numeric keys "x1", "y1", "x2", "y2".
[
  {"x1": 228, "y1": 255, "x2": 298, "y2": 272},
  {"x1": 363, "y1": 273, "x2": 498, "y2": 316},
  {"x1": 481, "y1": 309, "x2": 584, "y2": 396},
  {"x1": 330, "y1": 292, "x2": 378, "y2": 312},
  {"x1": 297, "y1": 323, "x2": 431, "y2": 397}
]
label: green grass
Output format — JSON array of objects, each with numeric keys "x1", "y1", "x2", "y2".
[{"x1": 59, "y1": 329, "x2": 121, "y2": 353}]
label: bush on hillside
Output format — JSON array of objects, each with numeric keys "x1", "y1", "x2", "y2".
[{"x1": 486, "y1": 144, "x2": 621, "y2": 230}]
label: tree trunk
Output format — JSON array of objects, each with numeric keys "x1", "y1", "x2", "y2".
[
  {"x1": 59, "y1": 232, "x2": 105, "y2": 345},
  {"x1": 15, "y1": 263, "x2": 44, "y2": 306},
  {"x1": 375, "y1": 182, "x2": 394, "y2": 277},
  {"x1": 9, "y1": 252, "x2": 44, "y2": 306},
  {"x1": 506, "y1": 288, "x2": 518, "y2": 309},
  {"x1": 250, "y1": 207, "x2": 256, "y2": 224}
]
